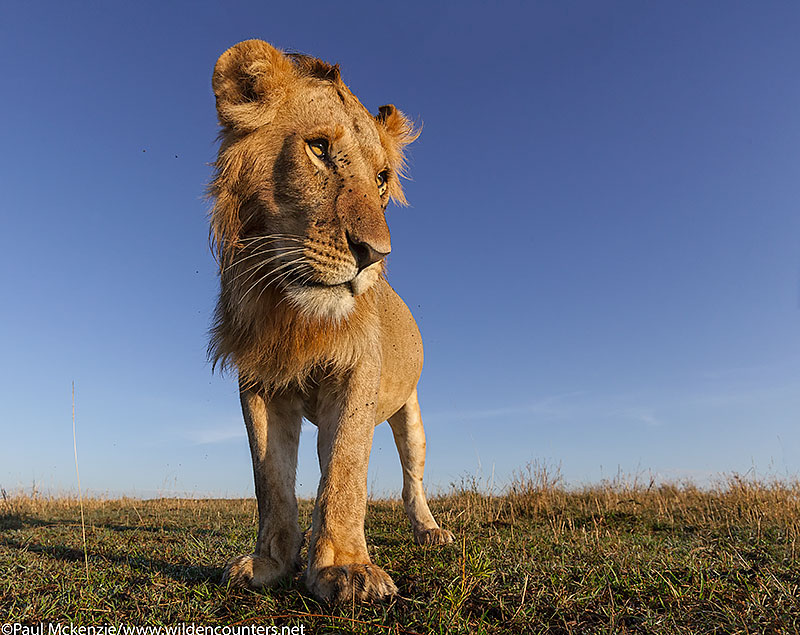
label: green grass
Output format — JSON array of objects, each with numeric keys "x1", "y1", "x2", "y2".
[{"x1": 2, "y1": 468, "x2": 800, "y2": 633}]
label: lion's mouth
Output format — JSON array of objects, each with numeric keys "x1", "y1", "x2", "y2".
[{"x1": 286, "y1": 263, "x2": 379, "y2": 298}]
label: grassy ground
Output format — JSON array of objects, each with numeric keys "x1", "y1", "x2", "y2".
[{"x1": 1, "y1": 468, "x2": 800, "y2": 633}]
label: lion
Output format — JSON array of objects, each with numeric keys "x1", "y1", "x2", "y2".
[{"x1": 207, "y1": 39, "x2": 454, "y2": 603}]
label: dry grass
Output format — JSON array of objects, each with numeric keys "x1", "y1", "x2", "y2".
[{"x1": 1, "y1": 466, "x2": 799, "y2": 633}]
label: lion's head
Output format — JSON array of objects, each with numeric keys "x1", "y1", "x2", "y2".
[{"x1": 209, "y1": 39, "x2": 419, "y2": 323}]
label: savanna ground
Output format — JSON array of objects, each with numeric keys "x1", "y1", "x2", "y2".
[{"x1": 1, "y1": 467, "x2": 799, "y2": 634}]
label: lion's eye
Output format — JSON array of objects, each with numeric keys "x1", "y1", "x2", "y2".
[
  {"x1": 376, "y1": 171, "x2": 388, "y2": 194},
  {"x1": 307, "y1": 139, "x2": 329, "y2": 159}
]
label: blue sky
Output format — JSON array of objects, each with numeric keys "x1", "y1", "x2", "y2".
[{"x1": 1, "y1": 1, "x2": 799, "y2": 498}]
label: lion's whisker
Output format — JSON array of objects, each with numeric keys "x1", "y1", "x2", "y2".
[
  {"x1": 237, "y1": 234, "x2": 304, "y2": 245},
  {"x1": 224, "y1": 248, "x2": 299, "y2": 274},
  {"x1": 289, "y1": 268, "x2": 315, "y2": 286},
  {"x1": 250, "y1": 261, "x2": 307, "y2": 306},
  {"x1": 225, "y1": 247, "x2": 306, "y2": 277},
  {"x1": 260, "y1": 258, "x2": 308, "y2": 290},
  {"x1": 262, "y1": 265, "x2": 316, "y2": 309},
  {"x1": 256, "y1": 267, "x2": 301, "y2": 305},
  {"x1": 241, "y1": 257, "x2": 307, "y2": 302},
  {"x1": 271, "y1": 264, "x2": 308, "y2": 290},
  {"x1": 235, "y1": 253, "x2": 310, "y2": 289},
  {"x1": 230, "y1": 252, "x2": 307, "y2": 289}
]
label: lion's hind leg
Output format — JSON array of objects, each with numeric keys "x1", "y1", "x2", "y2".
[
  {"x1": 223, "y1": 387, "x2": 303, "y2": 589},
  {"x1": 388, "y1": 388, "x2": 454, "y2": 546}
]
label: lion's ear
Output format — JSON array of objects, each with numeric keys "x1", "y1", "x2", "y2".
[
  {"x1": 376, "y1": 105, "x2": 420, "y2": 205},
  {"x1": 377, "y1": 105, "x2": 420, "y2": 150},
  {"x1": 213, "y1": 39, "x2": 296, "y2": 132}
]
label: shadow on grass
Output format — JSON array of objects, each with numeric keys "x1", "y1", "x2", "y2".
[
  {"x1": 0, "y1": 513, "x2": 222, "y2": 536},
  {"x1": 0, "y1": 535, "x2": 223, "y2": 585},
  {"x1": 0, "y1": 514, "x2": 27, "y2": 530}
]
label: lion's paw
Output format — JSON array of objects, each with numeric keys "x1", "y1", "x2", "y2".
[
  {"x1": 308, "y1": 564, "x2": 397, "y2": 603},
  {"x1": 414, "y1": 527, "x2": 455, "y2": 546},
  {"x1": 222, "y1": 553, "x2": 291, "y2": 589}
]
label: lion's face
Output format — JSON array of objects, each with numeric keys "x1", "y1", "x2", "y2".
[
  {"x1": 249, "y1": 84, "x2": 392, "y2": 320},
  {"x1": 210, "y1": 41, "x2": 418, "y2": 321}
]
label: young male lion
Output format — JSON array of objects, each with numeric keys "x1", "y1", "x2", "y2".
[{"x1": 207, "y1": 39, "x2": 453, "y2": 602}]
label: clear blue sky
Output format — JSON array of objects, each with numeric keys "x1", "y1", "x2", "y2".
[{"x1": 2, "y1": 1, "x2": 799, "y2": 498}]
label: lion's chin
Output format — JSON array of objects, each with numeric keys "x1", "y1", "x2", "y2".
[
  {"x1": 286, "y1": 284, "x2": 355, "y2": 322},
  {"x1": 285, "y1": 266, "x2": 380, "y2": 322}
]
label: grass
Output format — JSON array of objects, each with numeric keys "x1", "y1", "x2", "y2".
[{"x1": 1, "y1": 466, "x2": 800, "y2": 633}]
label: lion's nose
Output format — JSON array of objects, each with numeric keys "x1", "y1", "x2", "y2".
[{"x1": 347, "y1": 232, "x2": 390, "y2": 272}]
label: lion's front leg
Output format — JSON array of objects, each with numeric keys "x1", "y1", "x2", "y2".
[
  {"x1": 306, "y1": 363, "x2": 397, "y2": 603},
  {"x1": 223, "y1": 385, "x2": 303, "y2": 589}
]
